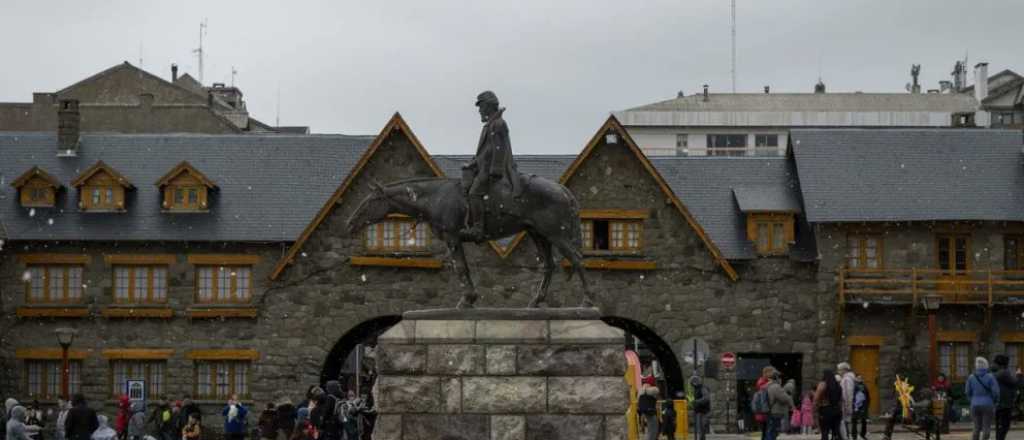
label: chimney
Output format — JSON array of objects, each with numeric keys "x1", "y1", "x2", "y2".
[
  {"x1": 764, "y1": 85, "x2": 770, "y2": 94},
  {"x1": 171, "y1": 63, "x2": 178, "y2": 82},
  {"x1": 57, "y1": 99, "x2": 80, "y2": 156},
  {"x1": 702, "y1": 84, "x2": 709, "y2": 102},
  {"x1": 677, "y1": 90, "x2": 684, "y2": 98},
  {"x1": 974, "y1": 62, "x2": 991, "y2": 127},
  {"x1": 939, "y1": 80, "x2": 952, "y2": 93},
  {"x1": 814, "y1": 80, "x2": 826, "y2": 94}
]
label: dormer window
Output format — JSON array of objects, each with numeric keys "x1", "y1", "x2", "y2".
[
  {"x1": 746, "y1": 213, "x2": 795, "y2": 255},
  {"x1": 70, "y1": 161, "x2": 133, "y2": 213},
  {"x1": 155, "y1": 162, "x2": 217, "y2": 213},
  {"x1": 10, "y1": 167, "x2": 62, "y2": 208}
]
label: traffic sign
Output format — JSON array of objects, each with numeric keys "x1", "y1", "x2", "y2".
[{"x1": 721, "y1": 352, "x2": 736, "y2": 370}]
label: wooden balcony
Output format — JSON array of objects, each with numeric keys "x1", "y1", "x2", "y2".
[{"x1": 838, "y1": 268, "x2": 1024, "y2": 306}]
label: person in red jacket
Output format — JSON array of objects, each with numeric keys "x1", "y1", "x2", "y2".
[
  {"x1": 755, "y1": 366, "x2": 777, "y2": 440},
  {"x1": 115, "y1": 395, "x2": 131, "y2": 440}
]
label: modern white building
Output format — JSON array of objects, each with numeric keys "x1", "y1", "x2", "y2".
[{"x1": 616, "y1": 63, "x2": 995, "y2": 157}]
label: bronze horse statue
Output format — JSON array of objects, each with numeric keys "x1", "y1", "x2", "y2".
[{"x1": 346, "y1": 176, "x2": 594, "y2": 308}]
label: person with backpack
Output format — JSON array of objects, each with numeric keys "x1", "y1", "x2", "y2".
[
  {"x1": 851, "y1": 375, "x2": 870, "y2": 440},
  {"x1": 637, "y1": 385, "x2": 659, "y2": 440},
  {"x1": 992, "y1": 354, "x2": 1022, "y2": 440},
  {"x1": 257, "y1": 403, "x2": 277, "y2": 440},
  {"x1": 765, "y1": 371, "x2": 794, "y2": 440},
  {"x1": 659, "y1": 396, "x2": 677, "y2": 440},
  {"x1": 966, "y1": 356, "x2": 1000, "y2": 440},
  {"x1": 222, "y1": 394, "x2": 249, "y2": 440},
  {"x1": 815, "y1": 369, "x2": 843, "y2": 440},
  {"x1": 753, "y1": 366, "x2": 775, "y2": 440},
  {"x1": 313, "y1": 382, "x2": 343, "y2": 440},
  {"x1": 690, "y1": 376, "x2": 710, "y2": 440}
]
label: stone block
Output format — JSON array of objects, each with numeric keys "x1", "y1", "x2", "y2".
[
  {"x1": 414, "y1": 320, "x2": 475, "y2": 343},
  {"x1": 549, "y1": 320, "x2": 623, "y2": 344},
  {"x1": 462, "y1": 377, "x2": 546, "y2": 413},
  {"x1": 375, "y1": 376, "x2": 442, "y2": 413},
  {"x1": 379, "y1": 320, "x2": 415, "y2": 344},
  {"x1": 604, "y1": 415, "x2": 626, "y2": 440},
  {"x1": 516, "y1": 346, "x2": 623, "y2": 376},
  {"x1": 372, "y1": 415, "x2": 402, "y2": 440},
  {"x1": 547, "y1": 377, "x2": 628, "y2": 414},
  {"x1": 491, "y1": 415, "x2": 525, "y2": 440},
  {"x1": 486, "y1": 346, "x2": 517, "y2": 375},
  {"x1": 427, "y1": 345, "x2": 485, "y2": 375},
  {"x1": 377, "y1": 344, "x2": 427, "y2": 374},
  {"x1": 526, "y1": 415, "x2": 602, "y2": 440},
  {"x1": 476, "y1": 320, "x2": 547, "y2": 343},
  {"x1": 402, "y1": 415, "x2": 489, "y2": 440},
  {"x1": 443, "y1": 377, "x2": 462, "y2": 413}
]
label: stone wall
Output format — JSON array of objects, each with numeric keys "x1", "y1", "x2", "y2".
[{"x1": 372, "y1": 312, "x2": 628, "y2": 440}]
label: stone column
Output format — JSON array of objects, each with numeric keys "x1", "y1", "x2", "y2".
[{"x1": 372, "y1": 309, "x2": 629, "y2": 440}]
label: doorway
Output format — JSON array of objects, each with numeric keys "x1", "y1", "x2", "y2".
[
  {"x1": 850, "y1": 345, "x2": 881, "y2": 415},
  {"x1": 735, "y1": 353, "x2": 803, "y2": 430},
  {"x1": 601, "y1": 316, "x2": 685, "y2": 398}
]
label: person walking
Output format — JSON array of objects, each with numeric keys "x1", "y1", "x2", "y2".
[
  {"x1": 222, "y1": 394, "x2": 249, "y2": 440},
  {"x1": 690, "y1": 376, "x2": 711, "y2": 440},
  {"x1": 815, "y1": 370, "x2": 843, "y2": 440},
  {"x1": 55, "y1": 399, "x2": 71, "y2": 440},
  {"x1": 637, "y1": 385, "x2": 659, "y2": 440},
  {"x1": 966, "y1": 356, "x2": 999, "y2": 440},
  {"x1": 258, "y1": 403, "x2": 277, "y2": 440},
  {"x1": 64, "y1": 394, "x2": 99, "y2": 440},
  {"x1": 837, "y1": 363, "x2": 856, "y2": 440},
  {"x1": 6, "y1": 406, "x2": 33, "y2": 440},
  {"x1": 114, "y1": 396, "x2": 130, "y2": 440},
  {"x1": 754, "y1": 366, "x2": 775, "y2": 440},
  {"x1": 766, "y1": 371, "x2": 794, "y2": 440},
  {"x1": 851, "y1": 375, "x2": 871, "y2": 440},
  {"x1": 126, "y1": 402, "x2": 145, "y2": 440},
  {"x1": 91, "y1": 416, "x2": 117, "y2": 440},
  {"x1": 181, "y1": 414, "x2": 200, "y2": 440},
  {"x1": 992, "y1": 354, "x2": 1021, "y2": 440},
  {"x1": 274, "y1": 399, "x2": 296, "y2": 440},
  {"x1": 799, "y1": 390, "x2": 815, "y2": 436}
]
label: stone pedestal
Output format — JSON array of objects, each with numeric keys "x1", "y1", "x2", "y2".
[{"x1": 372, "y1": 308, "x2": 629, "y2": 440}]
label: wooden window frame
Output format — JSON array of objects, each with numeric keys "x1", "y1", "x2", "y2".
[
  {"x1": 581, "y1": 219, "x2": 644, "y2": 254},
  {"x1": 1005, "y1": 235, "x2": 1023, "y2": 270},
  {"x1": 194, "y1": 265, "x2": 253, "y2": 304},
  {"x1": 936, "y1": 234, "x2": 972, "y2": 274},
  {"x1": 192, "y1": 360, "x2": 250, "y2": 400},
  {"x1": 20, "y1": 181, "x2": 56, "y2": 208},
  {"x1": 25, "y1": 359, "x2": 81, "y2": 399},
  {"x1": 746, "y1": 213, "x2": 795, "y2": 256},
  {"x1": 938, "y1": 341, "x2": 973, "y2": 383},
  {"x1": 113, "y1": 265, "x2": 169, "y2": 304},
  {"x1": 109, "y1": 359, "x2": 166, "y2": 399},
  {"x1": 24, "y1": 264, "x2": 84, "y2": 304},
  {"x1": 363, "y1": 217, "x2": 431, "y2": 254},
  {"x1": 846, "y1": 235, "x2": 885, "y2": 270}
]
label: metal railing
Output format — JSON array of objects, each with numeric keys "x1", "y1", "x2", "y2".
[{"x1": 838, "y1": 268, "x2": 1024, "y2": 306}]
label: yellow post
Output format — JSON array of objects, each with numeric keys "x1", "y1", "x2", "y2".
[
  {"x1": 674, "y1": 399, "x2": 689, "y2": 440},
  {"x1": 625, "y1": 359, "x2": 640, "y2": 440}
]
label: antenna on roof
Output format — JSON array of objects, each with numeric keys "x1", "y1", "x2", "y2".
[
  {"x1": 138, "y1": 42, "x2": 143, "y2": 68},
  {"x1": 731, "y1": 0, "x2": 737, "y2": 93},
  {"x1": 192, "y1": 19, "x2": 208, "y2": 83},
  {"x1": 231, "y1": 66, "x2": 237, "y2": 87},
  {"x1": 275, "y1": 83, "x2": 281, "y2": 127}
]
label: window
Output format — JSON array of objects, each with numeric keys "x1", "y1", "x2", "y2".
[
  {"x1": 1006, "y1": 236, "x2": 1023, "y2": 270},
  {"x1": 110, "y1": 360, "x2": 165, "y2": 398},
  {"x1": 25, "y1": 360, "x2": 81, "y2": 399},
  {"x1": 994, "y1": 112, "x2": 1016, "y2": 127},
  {"x1": 12, "y1": 168, "x2": 61, "y2": 208},
  {"x1": 24, "y1": 265, "x2": 84, "y2": 303},
  {"x1": 113, "y1": 266, "x2": 168, "y2": 303},
  {"x1": 847, "y1": 236, "x2": 883, "y2": 269},
  {"x1": 1006, "y1": 343, "x2": 1024, "y2": 372},
  {"x1": 84, "y1": 185, "x2": 119, "y2": 210},
  {"x1": 194, "y1": 361, "x2": 249, "y2": 399},
  {"x1": 581, "y1": 220, "x2": 642, "y2": 252},
  {"x1": 364, "y1": 218, "x2": 430, "y2": 252},
  {"x1": 755, "y1": 134, "x2": 779, "y2": 147},
  {"x1": 196, "y1": 266, "x2": 252, "y2": 303},
  {"x1": 937, "y1": 234, "x2": 970, "y2": 274},
  {"x1": 675, "y1": 134, "x2": 688, "y2": 154},
  {"x1": 169, "y1": 186, "x2": 203, "y2": 210},
  {"x1": 747, "y1": 213, "x2": 794, "y2": 255},
  {"x1": 157, "y1": 162, "x2": 216, "y2": 212},
  {"x1": 938, "y1": 342, "x2": 972, "y2": 382},
  {"x1": 706, "y1": 134, "x2": 747, "y2": 157},
  {"x1": 71, "y1": 162, "x2": 133, "y2": 212}
]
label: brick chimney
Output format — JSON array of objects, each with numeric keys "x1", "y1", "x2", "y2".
[
  {"x1": 57, "y1": 99, "x2": 80, "y2": 156},
  {"x1": 171, "y1": 63, "x2": 178, "y2": 82}
]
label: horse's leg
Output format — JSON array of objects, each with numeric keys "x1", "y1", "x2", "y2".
[
  {"x1": 527, "y1": 231, "x2": 555, "y2": 308},
  {"x1": 449, "y1": 241, "x2": 478, "y2": 309},
  {"x1": 553, "y1": 238, "x2": 595, "y2": 307}
]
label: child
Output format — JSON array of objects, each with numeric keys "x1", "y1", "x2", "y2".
[
  {"x1": 182, "y1": 414, "x2": 201, "y2": 440},
  {"x1": 800, "y1": 390, "x2": 815, "y2": 435}
]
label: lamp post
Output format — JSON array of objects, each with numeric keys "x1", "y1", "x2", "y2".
[
  {"x1": 922, "y1": 295, "x2": 942, "y2": 383},
  {"x1": 54, "y1": 328, "x2": 76, "y2": 401}
]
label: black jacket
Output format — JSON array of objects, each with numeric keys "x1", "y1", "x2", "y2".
[
  {"x1": 275, "y1": 403, "x2": 296, "y2": 433},
  {"x1": 994, "y1": 367, "x2": 1021, "y2": 409},
  {"x1": 64, "y1": 405, "x2": 98, "y2": 440}
]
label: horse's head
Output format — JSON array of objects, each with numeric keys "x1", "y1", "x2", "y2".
[{"x1": 346, "y1": 181, "x2": 394, "y2": 236}]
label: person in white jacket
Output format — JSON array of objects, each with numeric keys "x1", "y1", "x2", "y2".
[
  {"x1": 90, "y1": 416, "x2": 116, "y2": 440},
  {"x1": 838, "y1": 362, "x2": 857, "y2": 440}
]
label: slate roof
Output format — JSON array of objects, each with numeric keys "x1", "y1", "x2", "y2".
[
  {"x1": 733, "y1": 186, "x2": 802, "y2": 213},
  {"x1": 649, "y1": 157, "x2": 810, "y2": 260},
  {"x1": 0, "y1": 133, "x2": 374, "y2": 242},
  {"x1": 791, "y1": 129, "x2": 1024, "y2": 223},
  {"x1": 432, "y1": 155, "x2": 574, "y2": 181}
]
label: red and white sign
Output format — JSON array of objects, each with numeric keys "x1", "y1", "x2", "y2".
[{"x1": 721, "y1": 352, "x2": 736, "y2": 370}]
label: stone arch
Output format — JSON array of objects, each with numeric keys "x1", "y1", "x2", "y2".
[
  {"x1": 601, "y1": 315, "x2": 685, "y2": 397},
  {"x1": 320, "y1": 315, "x2": 403, "y2": 384}
]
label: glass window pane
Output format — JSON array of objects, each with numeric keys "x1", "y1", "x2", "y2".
[
  {"x1": 29, "y1": 267, "x2": 45, "y2": 301},
  {"x1": 198, "y1": 362, "x2": 211, "y2": 398},
  {"x1": 134, "y1": 267, "x2": 148, "y2": 300},
  {"x1": 106, "y1": 188, "x2": 114, "y2": 205},
  {"x1": 174, "y1": 189, "x2": 184, "y2": 204},
  {"x1": 217, "y1": 364, "x2": 229, "y2": 398},
  {"x1": 116, "y1": 267, "x2": 130, "y2": 301},
  {"x1": 188, "y1": 189, "x2": 198, "y2": 205},
  {"x1": 46, "y1": 362, "x2": 59, "y2": 398},
  {"x1": 366, "y1": 225, "x2": 378, "y2": 249},
  {"x1": 236, "y1": 267, "x2": 251, "y2": 300},
  {"x1": 49, "y1": 266, "x2": 65, "y2": 300},
  {"x1": 217, "y1": 267, "x2": 231, "y2": 300},
  {"x1": 68, "y1": 267, "x2": 83, "y2": 300},
  {"x1": 772, "y1": 223, "x2": 784, "y2": 250},
  {"x1": 757, "y1": 224, "x2": 770, "y2": 251},
  {"x1": 938, "y1": 238, "x2": 951, "y2": 271},
  {"x1": 92, "y1": 189, "x2": 101, "y2": 205},
  {"x1": 153, "y1": 267, "x2": 167, "y2": 301},
  {"x1": 198, "y1": 267, "x2": 213, "y2": 301},
  {"x1": 955, "y1": 238, "x2": 968, "y2": 271}
]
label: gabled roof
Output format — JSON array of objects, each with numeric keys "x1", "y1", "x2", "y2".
[
  {"x1": 0, "y1": 133, "x2": 373, "y2": 242},
  {"x1": 269, "y1": 113, "x2": 444, "y2": 280},
  {"x1": 791, "y1": 128, "x2": 1024, "y2": 223},
  {"x1": 733, "y1": 186, "x2": 802, "y2": 213},
  {"x1": 155, "y1": 161, "x2": 217, "y2": 188},
  {"x1": 10, "y1": 167, "x2": 62, "y2": 189},
  {"x1": 70, "y1": 161, "x2": 135, "y2": 189}
]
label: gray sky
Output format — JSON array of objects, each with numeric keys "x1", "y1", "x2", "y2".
[{"x1": 1, "y1": 0, "x2": 1021, "y2": 154}]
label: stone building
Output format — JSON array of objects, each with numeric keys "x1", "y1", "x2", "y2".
[
  {"x1": 2, "y1": 111, "x2": 1022, "y2": 436},
  {"x1": 0, "y1": 62, "x2": 298, "y2": 134}
]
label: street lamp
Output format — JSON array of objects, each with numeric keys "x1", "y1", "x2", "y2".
[
  {"x1": 54, "y1": 328, "x2": 76, "y2": 401},
  {"x1": 922, "y1": 295, "x2": 942, "y2": 383}
]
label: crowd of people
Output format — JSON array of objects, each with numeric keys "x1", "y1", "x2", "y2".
[{"x1": 3, "y1": 381, "x2": 374, "y2": 440}]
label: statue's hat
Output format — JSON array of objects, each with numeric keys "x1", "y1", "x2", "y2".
[{"x1": 475, "y1": 90, "x2": 499, "y2": 107}]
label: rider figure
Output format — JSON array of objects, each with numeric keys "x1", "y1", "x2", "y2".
[{"x1": 460, "y1": 91, "x2": 520, "y2": 241}]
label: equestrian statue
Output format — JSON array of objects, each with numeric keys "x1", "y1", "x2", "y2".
[{"x1": 346, "y1": 91, "x2": 594, "y2": 308}]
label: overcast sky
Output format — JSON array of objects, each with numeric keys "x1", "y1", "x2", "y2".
[{"x1": 1, "y1": 0, "x2": 1021, "y2": 154}]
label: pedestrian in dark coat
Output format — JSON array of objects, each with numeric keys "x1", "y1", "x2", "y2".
[
  {"x1": 64, "y1": 394, "x2": 99, "y2": 440},
  {"x1": 992, "y1": 354, "x2": 1022, "y2": 440},
  {"x1": 275, "y1": 399, "x2": 296, "y2": 440},
  {"x1": 222, "y1": 394, "x2": 249, "y2": 440},
  {"x1": 126, "y1": 401, "x2": 146, "y2": 440},
  {"x1": 691, "y1": 376, "x2": 711, "y2": 440},
  {"x1": 257, "y1": 403, "x2": 277, "y2": 440}
]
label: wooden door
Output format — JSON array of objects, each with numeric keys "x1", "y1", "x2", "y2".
[
  {"x1": 850, "y1": 346, "x2": 881, "y2": 415},
  {"x1": 936, "y1": 234, "x2": 970, "y2": 297}
]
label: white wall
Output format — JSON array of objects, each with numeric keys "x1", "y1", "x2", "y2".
[{"x1": 626, "y1": 126, "x2": 788, "y2": 157}]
